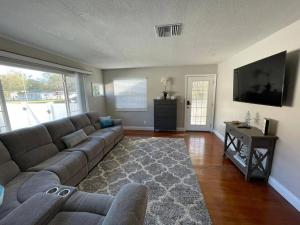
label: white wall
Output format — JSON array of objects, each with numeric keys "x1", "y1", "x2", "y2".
[
  {"x1": 215, "y1": 20, "x2": 300, "y2": 210},
  {"x1": 0, "y1": 36, "x2": 106, "y2": 115},
  {"x1": 103, "y1": 65, "x2": 217, "y2": 129}
]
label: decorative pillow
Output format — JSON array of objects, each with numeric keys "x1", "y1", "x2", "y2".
[
  {"x1": 99, "y1": 116, "x2": 114, "y2": 128},
  {"x1": 61, "y1": 129, "x2": 88, "y2": 148},
  {"x1": 0, "y1": 185, "x2": 4, "y2": 206}
]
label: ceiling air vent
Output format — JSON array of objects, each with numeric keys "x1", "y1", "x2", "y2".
[{"x1": 156, "y1": 23, "x2": 182, "y2": 37}]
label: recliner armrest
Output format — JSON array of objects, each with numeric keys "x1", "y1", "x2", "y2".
[
  {"x1": 102, "y1": 183, "x2": 148, "y2": 225},
  {"x1": 112, "y1": 119, "x2": 122, "y2": 126}
]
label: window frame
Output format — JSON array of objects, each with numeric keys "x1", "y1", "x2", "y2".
[
  {"x1": 113, "y1": 78, "x2": 148, "y2": 112},
  {"x1": 0, "y1": 63, "x2": 88, "y2": 132}
]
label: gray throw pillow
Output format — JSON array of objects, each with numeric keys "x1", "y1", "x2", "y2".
[{"x1": 61, "y1": 129, "x2": 88, "y2": 148}]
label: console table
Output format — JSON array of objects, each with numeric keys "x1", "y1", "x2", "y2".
[{"x1": 224, "y1": 122, "x2": 278, "y2": 181}]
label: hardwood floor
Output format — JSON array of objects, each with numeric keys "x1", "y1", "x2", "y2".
[{"x1": 125, "y1": 130, "x2": 300, "y2": 225}]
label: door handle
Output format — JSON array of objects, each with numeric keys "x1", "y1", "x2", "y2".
[{"x1": 187, "y1": 100, "x2": 190, "y2": 106}]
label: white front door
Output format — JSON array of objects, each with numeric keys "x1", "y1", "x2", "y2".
[{"x1": 185, "y1": 75, "x2": 216, "y2": 131}]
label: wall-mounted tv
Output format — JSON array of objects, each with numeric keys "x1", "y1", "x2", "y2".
[{"x1": 233, "y1": 51, "x2": 286, "y2": 107}]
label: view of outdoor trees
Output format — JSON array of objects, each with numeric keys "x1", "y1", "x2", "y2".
[
  {"x1": 0, "y1": 70, "x2": 76, "y2": 102},
  {"x1": 0, "y1": 65, "x2": 80, "y2": 131}
]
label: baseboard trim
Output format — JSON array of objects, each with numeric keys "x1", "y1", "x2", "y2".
[
  {"x1": 268, "y1": 176, "x2": 300, "y2": 211},
  {"x1": 213, "y1": 129, "x2": 300, "y2": 212},
  {"x1": 213, "y1": 129, "x2": 225, "y2": 141},
  {"x1": 124, "y1": 126, "x2": 185, "y2": 131}
]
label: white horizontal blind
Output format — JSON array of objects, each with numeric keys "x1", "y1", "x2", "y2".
[{"x1": 113, "y1": 79, "x2": 147, "y2": 111}]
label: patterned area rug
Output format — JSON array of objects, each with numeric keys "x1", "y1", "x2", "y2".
[{"x1": 78, "y1": 137, "x2": 212, "y2": 225}]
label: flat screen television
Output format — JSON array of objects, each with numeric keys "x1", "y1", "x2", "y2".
[{"x1": 233, "y1": 51, "x2": 286, "y2": 107}]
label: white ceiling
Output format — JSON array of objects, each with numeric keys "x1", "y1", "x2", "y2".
[{"x1": 0, "y1": 0, "x2": 300, "y2": 69}]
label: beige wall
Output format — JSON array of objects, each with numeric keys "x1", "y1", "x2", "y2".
[
  {"x1": 215, "y1": 20, "x2": 300, "y2": 201},
  {"x1": 0, "y1": 37, "x2": 106, "y2": 115},
  {"x1": 103, "y1": 65, "x2": 217, "y2": 128}
]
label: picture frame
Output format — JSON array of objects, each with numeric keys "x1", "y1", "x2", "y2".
[{"x1": 91, "y1": 82, "x2": 104, "y2": 96}]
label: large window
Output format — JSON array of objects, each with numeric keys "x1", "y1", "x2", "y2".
[
  {"x1": 113, "y1": 79, "x2": 147, "y2": 111},
  {"x1": 0, "y1": 64, "x2": 86, "y2": 131}
]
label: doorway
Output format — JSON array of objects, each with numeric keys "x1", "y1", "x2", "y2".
[{"x1": 185, "y1": 74, "x2": 216, "y2": 131}]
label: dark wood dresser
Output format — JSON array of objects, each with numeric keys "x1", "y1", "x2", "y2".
[{"x1": 154, "y1": 99, "x2": 177, "y2": 131}]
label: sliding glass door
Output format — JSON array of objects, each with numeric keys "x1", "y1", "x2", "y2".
[{"x1": 0, "y1": 64, "x2": 86, "y2": 131}]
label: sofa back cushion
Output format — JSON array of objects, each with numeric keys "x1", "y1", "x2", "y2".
[
  {"x1": 0, "y1": 125, "x2": 58, "y2": 171},
  {"x1": 44, "y1": 118, "x2": 76, "y2": 150},
  {"x1": 0, "y1": 141, "x2": 20, "y2": 185},
  {"x1": 69, "y1": 114, "x2": 96, "y2": 135},
  {"x1": 85, "y1": 112, "x2": 101, "y2": 130}
]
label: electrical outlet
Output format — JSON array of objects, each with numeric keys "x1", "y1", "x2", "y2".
[{"x1": 143, "y1": 120, "x2": 147, "y2": 125}]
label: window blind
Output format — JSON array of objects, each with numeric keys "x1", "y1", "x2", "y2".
[{"x1": 113, "y1": 79, "x2": 147, "y2": 111}]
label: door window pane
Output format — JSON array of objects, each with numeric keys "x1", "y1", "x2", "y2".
[{"x1": 190, "y1": 81, "x2": 209, "y2": 125}]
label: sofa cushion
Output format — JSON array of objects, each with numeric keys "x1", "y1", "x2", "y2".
[
  {"x1": 112, "y1": 119, "x2": 122, "y2": 126},
  {"x1": 110, "y1": 125, "x2": 123, "y2": 137},
  {"x1": 110, "y1": 126, "x2": 124, "y2": 144},
  {"x1": 0, "y1": 170, "x2": 60, "y2": 220},
  {"x1": 68, "y1": 137, "x2": 105, "y2": 163},
  {"x1": 64, "y1": 191, "x2": 113, "y2": 215},
  {"x1": 102, "y1": 183, "x2": 148, "y2": 225},
  {"x1": 44, "y1": 118, "x2": 76, "y2": 151},
  {"x1": 28, "y1": 151, "x2": 87, "y2": 185},
  {"x1": 39, "y1": 191, "x2": 112, "y2": 225},
  {"x1": 69, "y1": 114, "x2": 96, "y2": 135},
  {"x1": 89, "y1": 130, "x2": 116, "y2": 146},
  {"x1": 0, "y1": 141, "x2": 20, "y2": 185},
  {"x1": 85, "y1": 112, "x2": 101, "y2": 130},
  {"x1": 18, "y1": 170, "x2": 60, "y2": 203},
  {"x1": 0, "y1": 172, "x2": 35, "y2": 219},
  {"x1": 48, "y1": 184, "x2": 147, "y2": 225},
  {"x1": 48, "y1": 212, "x2": 105, "y2": 225},
  {"x1": 62, "y1": 129, "x2": 88, "y2": 148},
  {"x1": 0, "y1": 192, "x2": 65, "y2": 225},
  {"x1": 0, "y1": 125, "x2": 59, "y2": 171}
]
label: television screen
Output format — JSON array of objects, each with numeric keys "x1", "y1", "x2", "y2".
[{"x1": 233, "y1": 51, "x2": 286, "y2": 107}]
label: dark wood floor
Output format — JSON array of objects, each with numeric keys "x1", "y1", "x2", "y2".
[{"x1": 125, "y1": 130, "x2": 300, "y2": 225}]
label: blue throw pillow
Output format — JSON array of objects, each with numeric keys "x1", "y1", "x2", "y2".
[
  {"x1": 0, "y1": 185, "x2": 4, "y2": 206},
  {"x1": 99, "y1": 116, "x2": 114, "y2": 128}
]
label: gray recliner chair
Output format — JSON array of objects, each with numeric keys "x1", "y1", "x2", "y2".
[{"x1": 0, "y1": 183, "x2": 147, "y2": 225}]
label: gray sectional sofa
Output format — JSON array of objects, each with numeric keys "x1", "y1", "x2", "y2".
[{"x1": 0, "y1": 112, "x2": 148, "y2": 225}]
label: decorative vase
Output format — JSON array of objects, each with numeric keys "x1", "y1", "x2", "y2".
[{"x1": 162, "y1": 91, "x2": 168, "y2": 100}]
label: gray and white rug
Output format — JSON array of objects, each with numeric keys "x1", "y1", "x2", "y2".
[{"x1": 78, "y1": 137, "x2": 212, "y2": 225}]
